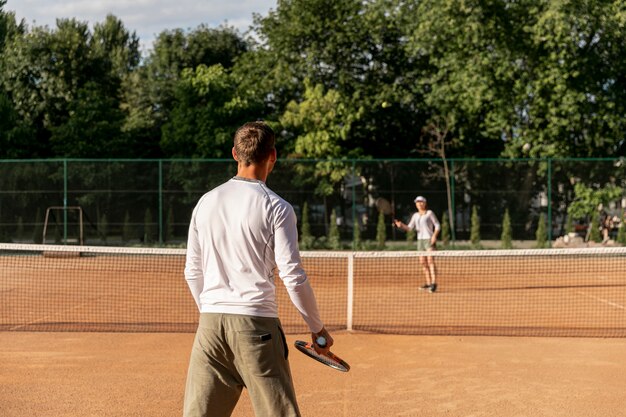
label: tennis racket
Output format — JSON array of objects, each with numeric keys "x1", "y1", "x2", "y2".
[
  {"x1": 375, "y1": 197, "x2": 393, "y2": 215},
  {"x1": 294, "y1": 338, "x2": 350, "y2": 372}
]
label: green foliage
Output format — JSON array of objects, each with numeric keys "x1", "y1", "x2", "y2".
[
  {"x1": 99, "y1": 214, "x2": 108, "y2": 243},
  {"x1": 122, "y1": 211, "x2": 133, "y2": 243},
  {"x1": 1, "y1": 1, "x2": 626, "y2": 160},
  {"x1": 160, "y1": 64, "x2": 257, "y2": 158},
  {"x1": 406, "y1": 228, "x2": 416, "y2": 245},
  {"x1": 49, "y1": 82, "x2": 126, "y2": 157},
  {"x1": 327, "y1": 209, "x2": 341, "y2": 250},
  {"x1": 564, "y1": 214, "x2": 574, "y2": 234},
  {"x1": 617, "y1": 213, "x2": 626, "y2": 246},
  {"x1": 166, "y1": 205, "x2": 175, "y2": 242},
  {"x1": 32, "y1": 208, "x2": 42, "y2": 243},
  {"x1": 352, "y1": 220, "x2": 362, "y2": 250},
  {"x1": 588, "y1": 214, "x2": 601, "y2": 243},
  {"x1": 143, "y1": 208, "x2": 154, "y2": 244},
  {"x1": 15, "y1": 216, "x2": 23, "y2": 240},
  {"x1": 470, "y1": 206, "x2": 481, "y2": 249},
  {"x1": 535, "y1": 213, "x2": 548, "y2": 249},
  {"x1": 0, "y1": 92, "x2": 35, "y2": 158},
  {"x1": 501, "y1": 209, "x2": 512, "y2": 249},
  {"x1": 279, "y1": 80, "x2": 363, "y2": 196},
  {"x1": 567, "y1": 183, "x2": 623, "y2": 221},
  {"x1": 299, "y1": 202, "x2": 314, "y2": 250},
  {"x1": 440, "y1": 212, "x2": 450, "y2": 247},
  {"x1": 376, "y1": 210, "x2": 386, "y2": 250}
]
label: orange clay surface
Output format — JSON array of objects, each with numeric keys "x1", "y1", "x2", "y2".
[{"x1": 2, "y1": 331, "x2": 626, "y2": 417}]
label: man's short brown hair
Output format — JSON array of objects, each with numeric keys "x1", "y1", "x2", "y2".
[{"x1": 233, "y1": 122, "x2": 275, "y2": 166}]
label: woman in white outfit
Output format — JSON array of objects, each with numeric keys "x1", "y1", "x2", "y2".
[{"x1": 393, "y1": 196, "x2": 441, "y2": 293}]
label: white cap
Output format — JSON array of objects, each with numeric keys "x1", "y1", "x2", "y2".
[{"x1": 414, "y1": 196, "x2": 426, "y2": 203}]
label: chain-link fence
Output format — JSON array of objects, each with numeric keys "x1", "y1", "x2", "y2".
[{"x1": 1, "y1": 158, "x2": 624, "y2": 247}]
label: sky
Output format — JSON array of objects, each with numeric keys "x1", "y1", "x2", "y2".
[{"x1": 6, "y1": 0, "x2": 278, "y2": 50}]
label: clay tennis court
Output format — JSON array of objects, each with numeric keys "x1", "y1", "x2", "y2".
[
  {"x1": 3, "y1": 332, "x2": 626, "y2": 416},
  {"x1": 2, "y1": 246, "x2": 626, "y2": 415}
]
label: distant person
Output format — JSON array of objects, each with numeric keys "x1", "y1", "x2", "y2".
[
  {"x1": 393, "y1": 196, "x2": 441, "y2": 293},
  {"x1": 183, "y1": 121, "x2": 333, "y2": 417}
]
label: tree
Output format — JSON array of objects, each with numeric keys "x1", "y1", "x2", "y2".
[
  {"x1": 0, "y1": 0, "x2": 24, "y2": 50},
  {"x1": 143, "y1": 208, "x2": 154, "y2": 244},
  {"x1": 99, "y1": 213, "x2": 108, "y2": 243},
  {"x1": 279, "y1": 80, "x2": 363, "y2": 195},
  {"x1": 138, "y1": 26, "x2": 249, "y2": 152},
  {"x1": 535, "y1": 213, "x2": 548, "y2": 249},
  {"x1": 1, "y1": 16, "x2": 141, "y2": 158},
  {"x1": 122, "y1": 210, "x2": 133, "y2": 243},
  {"x1": 422, "y1": 116, "x2": 456, "y2": 232},
  {"x1": 588, "y1": 214, "x2": 602, "y2": 243},
  {"x1": 160, "y1": 64, "x2": 255, "y2": 158},
  {"x1": 617, "y1": 213, "x2": 626, "y2": 245},
  {"x1": 501, "y1": 209, "x2": 512, "y2": 249},
  {"x1": 0, "y1": 92, "x2": 35, "y2": 158},
  {"x1": 440, "y1": 212, "x2": 450, "y2": 247},
  {"x1": 567, "y1": 183, "x2": 623, "y2": 223},
  {"x1": 406, "y1": 227, "x2": 417, "y2": 246},
  {"x1": 327, "y1": 209, "x2": 341, "y2": 250},
  {"x1": 49, "y1": 82, "x2": 126, "y2": 157},
  {"x1": 352, "y1": 220, "x2": 362, "y2": 250},
  {"x1": 248, "y1": 0, "x2": 422, "y2": 158},
  {"x1": 376, "y1": 210, "x2": 386, "y2": 250},
  {"x1": 564, "y1": 214, "x2": 574, "y2": 235},
  {"x1": 470, "y1": 206, "x2": 481, "y2": 249},
  {"x1": 299, "y1": 202, "x2": 314, "y2": 250}
]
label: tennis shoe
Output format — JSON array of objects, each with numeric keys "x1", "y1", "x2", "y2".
[
  {"x1": 429, "y1": 283, "x2": 438, "y2": 293},
  {"x1": 419, "y1": 284, "x2": 431, "y2": 291}
]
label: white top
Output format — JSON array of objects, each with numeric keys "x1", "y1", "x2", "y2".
[
  {"x1": 407, "y1": 210, "x2": 441, "y2": 239},
  {"x1": 184, "y1": 177, "x2": 324, "y2": 333}
]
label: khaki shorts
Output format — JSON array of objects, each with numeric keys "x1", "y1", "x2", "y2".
[
  {"x1": 183, "y1": 313, "x2": 300, "y2": 417},
  {"x1": 417, "y1": 239, "x2": 435, "y2": 251}
]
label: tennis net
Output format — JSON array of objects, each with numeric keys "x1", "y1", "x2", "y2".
[{"x1": 2, "y1": 243, "x2": 625, "y2": 337}]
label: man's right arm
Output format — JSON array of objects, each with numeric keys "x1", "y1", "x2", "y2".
[{"x1": 273, "y1": 203, "x2": 326, "y2": 334}]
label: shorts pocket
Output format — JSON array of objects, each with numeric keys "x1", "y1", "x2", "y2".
[{"x1": 237, "y1": 330, "x2": 281, "y2": 377}]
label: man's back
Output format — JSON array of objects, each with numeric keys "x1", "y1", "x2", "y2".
[{"x1": 185, "y1": 176, "x2": 304, "y2": 319}]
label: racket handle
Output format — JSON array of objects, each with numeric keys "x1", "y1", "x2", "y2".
[{"x1": 315, "y1": 336, "x2": 327, "y2": 348}]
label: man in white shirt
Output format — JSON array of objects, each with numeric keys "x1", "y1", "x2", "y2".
[{"x1": 183, "y1": 121, "x2": 333, "y2": 417}]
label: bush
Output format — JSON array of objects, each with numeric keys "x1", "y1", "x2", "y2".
[
  {"x1": 501, "y1": 209, "x2": 512, "y2": 249},
  {"x1": 352, "y1": 220, "x2": 362, "y2": 250},
  {"x1": 535, "y1": 213, "x2": 547, "y2": 248},
  {"x1": 300, "y1": 202, "x2": 314, "y2": 250},
  {"x1": 144, "y1": 208, "x2": 154, "y2": 244},
  {"x1": 327, "y1": 209, "x2": 341, "y2": 250},
  {"x1": 122, "y1": 211, "x2": 133, "y2": 243},
  {"x1": 99, "y1": 213, "x2": 108, "y2": 243},
  {"x1": 588, "y1": 214, "x2": 601, "y2": 243},
  {"x1": 617, "y1": 213, "x2": 626, "y2": 245},
  {"x1": 376, "y1": 210, "x2": 386, "y2": 250},
  {"x1": 470, "y1": 206, "x2": 481, "y2": 249},
  {"x1": 440, "y1": 211, "x2": 450, "y2": 247},
  {"x1": 166, "y1": 205, "x2": 175, "y2": 242}
]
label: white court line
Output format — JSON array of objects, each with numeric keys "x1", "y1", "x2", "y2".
[
  {"x1": 575, "y1": 291, "x2": 626, "y2": 311},
  {"x1": 10, "y1": 300, "x2": 94, "y2": 331}
]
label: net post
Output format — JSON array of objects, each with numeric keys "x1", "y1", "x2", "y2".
[{"x1": 346, "y1": 252, "x2": 354, "y2": 332}]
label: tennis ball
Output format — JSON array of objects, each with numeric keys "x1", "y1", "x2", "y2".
[
  {"x1": 522, "y1": 143, "x2": 531, "y2": 152},
  {"x1": 381, "y1": 101, "x2": 391, "y2": 108},
  {"x1": 316, "y1": 336, "x2": 327, "y2": 347}
]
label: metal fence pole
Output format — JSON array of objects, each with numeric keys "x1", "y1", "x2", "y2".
[{"x1": 158, "y1": 159, "x2": 163, "y2": 245}]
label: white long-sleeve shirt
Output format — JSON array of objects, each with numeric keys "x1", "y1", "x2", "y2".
[
  {"x1": 407, "y1": 210, "x2": 441, "y2": 239},
  {"x1": 184, "y1": 176, "x2": 324, "y2": 333}
]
